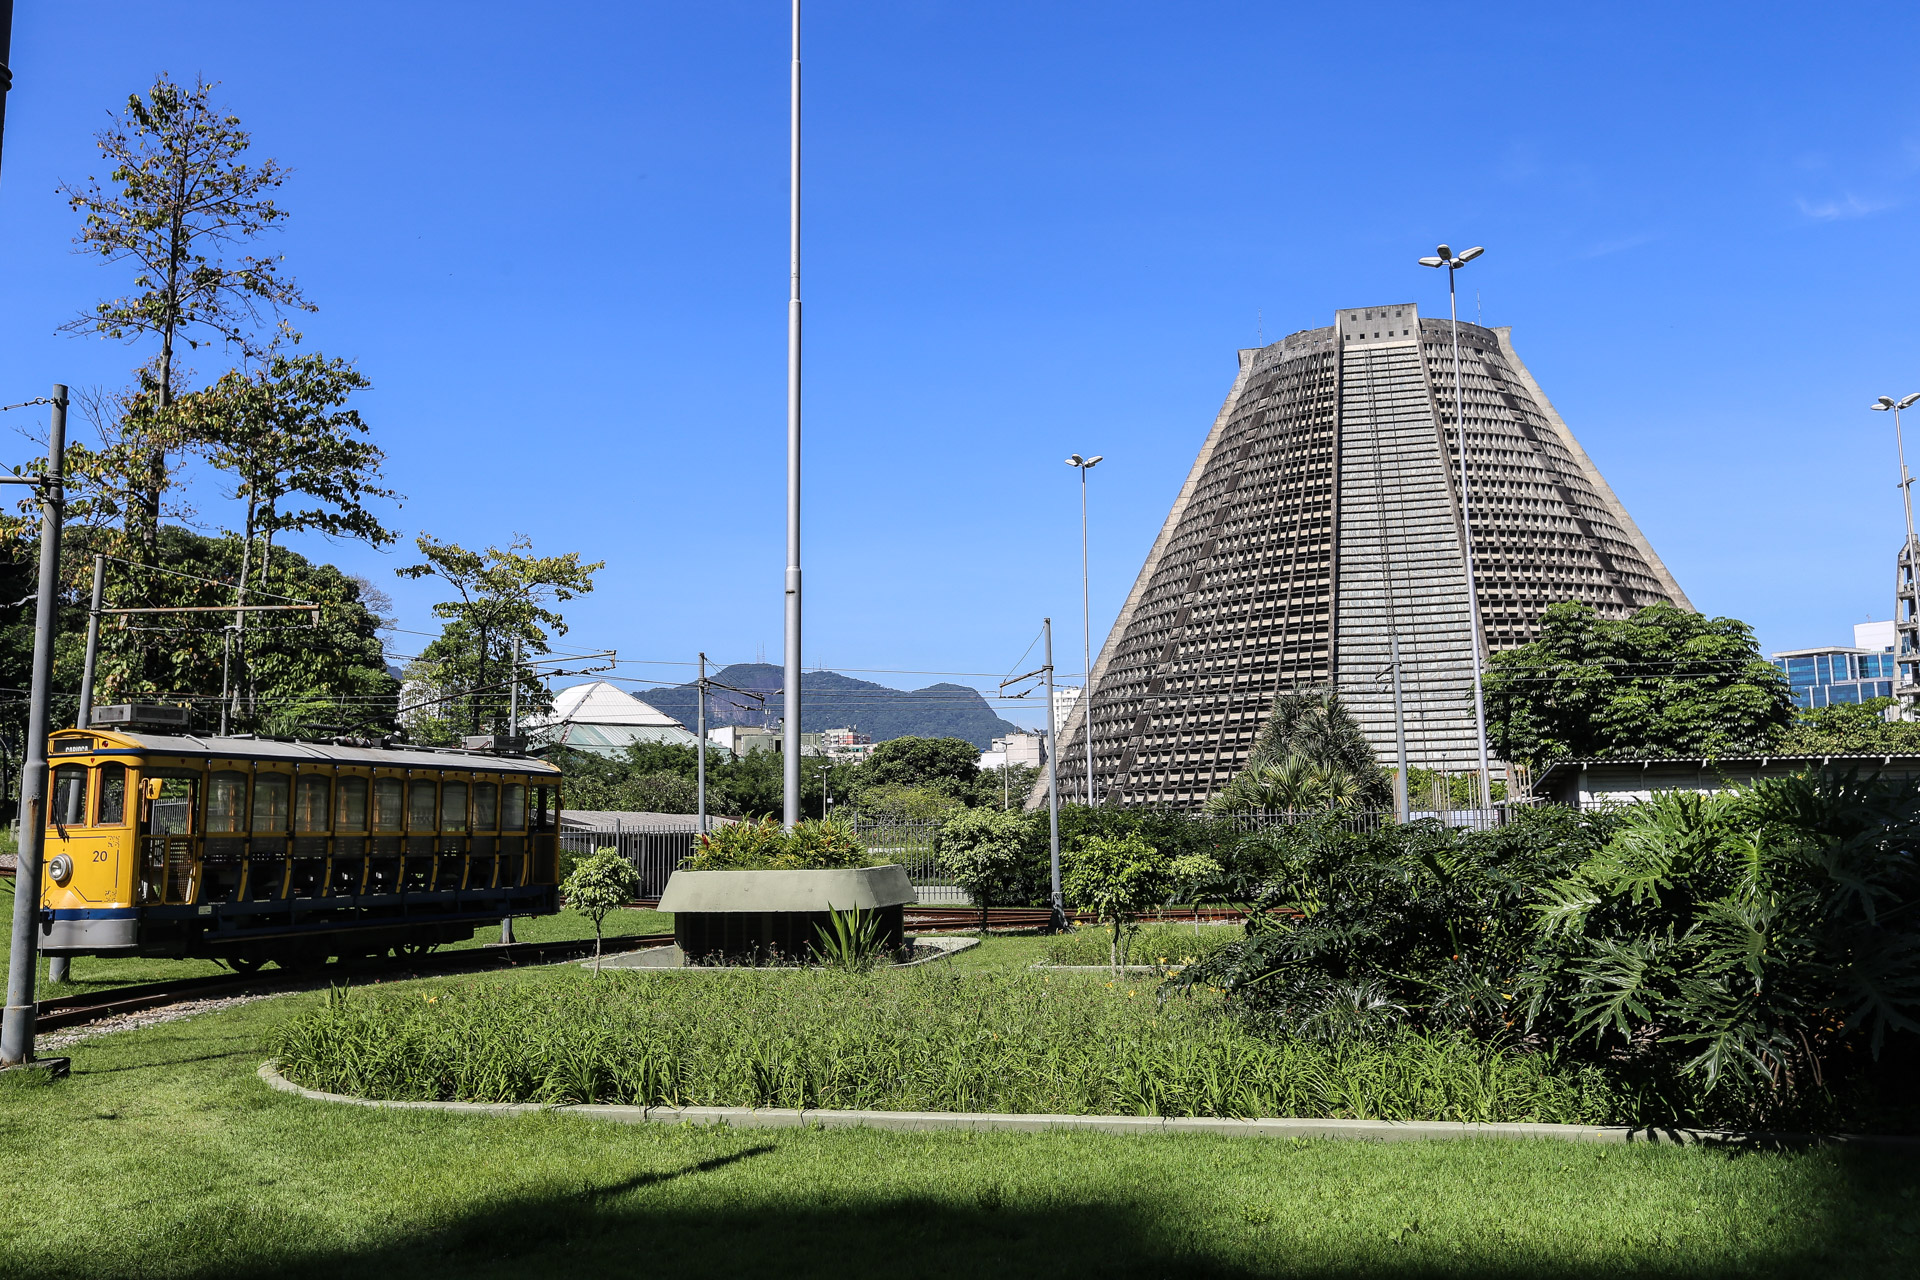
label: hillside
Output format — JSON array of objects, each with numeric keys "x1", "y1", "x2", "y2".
[{"x1": 634, "y1": 663, "x2": 1022, "y2": 750}]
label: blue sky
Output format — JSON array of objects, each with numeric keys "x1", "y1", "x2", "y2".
[{"x1": 1, "y1": 2, "x2": 1916, "y2": 725}]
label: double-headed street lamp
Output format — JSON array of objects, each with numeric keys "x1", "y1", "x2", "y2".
[
  {"x1": 1065, "y1": 453, "x2": 1102, "y2": 804},
  {"x1": 1873, "y1": 392, "x2": 1920, "y2": 705},
  {"x1": 1418, "y1": 243, "x2": 1494, "y2": 811}
]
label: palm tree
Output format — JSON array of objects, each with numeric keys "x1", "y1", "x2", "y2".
[{"x1": 1205, "y1": 687, "x2": 1390, "y2": 813}]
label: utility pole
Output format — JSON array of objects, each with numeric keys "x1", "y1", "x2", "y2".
[
  {"x1": 75, "y1": 555, "x2": 105, "y2": 730},
  {"x1": 47, "y1": 554, "x2": 98, "y2": 985},
  {"x1": 0, "y1": 1, "x2": 14, "y2": 182},
  {"x1": 1389, "y1": 632, "x2": 1410, "y2": 822},
  {"x1": 2, "y1": 385, "x2": 67, "y2": 1069},
  {"x1": 781, "y1": 0, "x2": 804, "y2": 829},
  {"x1": 500, "y1": 634, "x2": 521, "y2": 945},
  {"x1": 1042, "y1": 619, "x2": 1063, "y2": 930},
  {"x1": 1874, "y1": 393, "x2": 1920, "y2": 712},
  {"x1": 999, "y1": 620, "x2": 1065, "y2": 931},
  {"x1": 1065, "y1": 453, "x2": 1102, "y2": 802},
  {"x1": 696, "y1": 652, "x2": 708, "y2": 836}
]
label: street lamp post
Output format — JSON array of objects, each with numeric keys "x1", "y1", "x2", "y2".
[
  {"x1": 1418, "y1": 243, "x2": 1494, "y2": 811},
  {"x1": 1873, "y1": 392, "x2": 1920, "y2": 708},
  {"x1": 1065, "y1": 453, "x2": 1102, "y2": 803}
]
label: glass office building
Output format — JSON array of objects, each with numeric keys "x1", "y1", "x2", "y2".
[{"x1": 1772, "y1": 645, "x2": 1897, "y2": 709}]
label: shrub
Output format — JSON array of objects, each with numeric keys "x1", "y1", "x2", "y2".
[
  {"x1": 1172, "y1": 805, "x2": 1616, "y2": 1043},
  {"x1": 1064, "y1": 832, "x2": 1173, "y2": 970},
  {"x1": 562, "y1": 848, "x2": 641, "y2": 971},
  {"x1": 1522, "y1": 774, "x2": 1920, "y2": 1118},
  {"x1": 936, "y1": 807, "x2": 1042, "y2": 930},
  {"x1": 685, "y1": 816, "x2": 871, "y2": 871}
]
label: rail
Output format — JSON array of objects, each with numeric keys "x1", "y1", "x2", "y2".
[{"x1": 33, "y1": 931, "x2": 675, "y2": 1031}]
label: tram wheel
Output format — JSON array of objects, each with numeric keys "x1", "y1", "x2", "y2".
[
  {"x1": 224, "y1": 955, "x2": 268, "y2": 975},
  {"x1": 390, "y1": 941, "x2": 434, "y2": 963}
]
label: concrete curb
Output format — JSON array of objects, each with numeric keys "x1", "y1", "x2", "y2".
[{"x1": 253, "y1": 1063, "x2": 1920, "y2": 1147}]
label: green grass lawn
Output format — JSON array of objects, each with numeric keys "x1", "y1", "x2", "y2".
[
  {"x1": 4, "y1": 986, "x2": 1917, "y2": 1279},
  {"x1": 0, "y1": 875, "x2": 671, "y2": 996}
]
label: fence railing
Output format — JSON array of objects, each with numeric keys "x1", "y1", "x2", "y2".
[{"x1": 560, "y1": 828, "x2": 698, "y2": 899}]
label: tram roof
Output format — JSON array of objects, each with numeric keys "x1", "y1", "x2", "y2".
[{"x1": 54, "y1": 728, "x2": 562, "y2": 776}]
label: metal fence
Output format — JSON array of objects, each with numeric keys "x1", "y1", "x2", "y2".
[
  {"x1": 560, "y1": 827, "x2": 699, "y2": 898},
  {"x1": 565, "y1": 806, "x2": 1511, "y2": 905}
]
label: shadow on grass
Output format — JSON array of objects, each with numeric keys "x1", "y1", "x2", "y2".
[{"x1": 20, "y1": 1142, "x2": 1916, "y2": 1280}]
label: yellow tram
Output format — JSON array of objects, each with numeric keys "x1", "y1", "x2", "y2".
[{"x1": 35, "y1": 720, "x2": 562, "y2": 969}]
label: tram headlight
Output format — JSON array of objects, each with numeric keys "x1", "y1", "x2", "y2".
[{"x1": 48, "y1": 854, "x2": 73, "y2": 886}]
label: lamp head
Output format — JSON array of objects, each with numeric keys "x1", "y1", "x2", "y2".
[
  {"x1": 1435, "y1": 243, "x2": 1452, "y2": 260},
  {"x1": 1066, "y1": 454, "x2": 1083, "y2": 466},
  {"x1": 1902, "y1": 394, "x2": 1920, "y2": 410},
  {"x1": 1876, "y1": 397, "x2": 1896, "y2": 411},
  {"x1": 1458, "y1": 246, "x2": 1485, "y2": 263},
  {"x1": 1086, "y1": 455, "x2": 1103, "y2": 467},
  {"x1": 1418, "y1": 256, "x2": 1444, "y2": 268}
]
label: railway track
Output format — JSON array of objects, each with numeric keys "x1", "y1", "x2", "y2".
[
  {"x1": 33, "y1": 932, "x2": 675, "y2": 1033},
  {"x1": 32, "y1": 906, "x2": 1252, "y2": 1033}
]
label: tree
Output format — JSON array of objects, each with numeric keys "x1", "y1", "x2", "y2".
[
  {"x1": 1773, "y1": 697, "x2": 1920, "y2": 754},
  {"x1": 1206, "y1": 688, "x2": 1388, "y2": 812},
  {"x1": 857, "y1": 736, "x2": 981, "y2": 790},
  {"x1": 1483, "y1": 601, "x2": 1795, "y2": 769},
  {"x1": 196, "y1": 351, "x2": 397, "y2": 726},
  {"x1": 397, "y1": 534, "x2": 602, "y2": 737},
  {"x1": 1063, "y1": 832, "x2": 1173, "y2": 971},
  {"x1": 840, "y1": 736, "x2": 981, "y2": 815},
  {"x1": 936, "y1": 807, "x2": 1038, "y2": 934},
  {"x1": 0, "y1": 526, "x2": 396, "y2": 738},
  {"x1": 59, "y1": 74, "x2": 311, "y2": 562},
  {"x1": 562, "y1": 848, "x2": 640, "y2": 972}
]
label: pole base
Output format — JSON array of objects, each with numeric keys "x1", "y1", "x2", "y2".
[{"x1": 0, "y1": 1056, "x2": 69, "y2": 1082}]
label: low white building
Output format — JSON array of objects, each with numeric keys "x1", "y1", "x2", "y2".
[
  {"x1": 527, "y1": 681, "x2": 701, "y2": 756},
  {"x1": 707, "y1": 724, "x2": 778, "y2": 756},
  {"x1": 979, "y1": 731, "x2": 1047, "y2": 772}
]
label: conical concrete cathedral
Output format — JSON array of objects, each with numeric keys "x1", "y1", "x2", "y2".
[{"x1": 1048, "y1": 306, "x2": 1689, "y2": 809}]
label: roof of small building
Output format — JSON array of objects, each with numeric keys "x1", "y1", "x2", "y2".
[
  {"x1": 1535, "y1": 752, "x2": 1920, "y2": 786},
  {"x1": 560, "y1": 809, "x2": 736, "y2": 832},
  {"x1": 534, "y1": 681, "x2": 687, "y2": 729}
]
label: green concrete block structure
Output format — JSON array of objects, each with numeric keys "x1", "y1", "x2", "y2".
[{"x1": 656, "y1": 865, "x2": 916, "y2": 963}]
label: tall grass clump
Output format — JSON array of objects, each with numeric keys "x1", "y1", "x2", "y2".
[
  {"x1": 1042, "y1": 923, "x2": 1244, "y2": 969},
  {"x1": 272, "y1": 968, "x2": 1619, "y2": 1123}
]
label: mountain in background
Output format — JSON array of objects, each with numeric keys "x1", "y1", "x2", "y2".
[{"x1": 632, "y1": 663, "x2": 1022, "y2": 750}]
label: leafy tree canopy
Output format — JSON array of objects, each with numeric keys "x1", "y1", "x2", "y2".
[
  {"x1": 854, "y1": 735, "x2": 980, "y2": 793},
  {"x1": 1483, "y1": 601, "x2": 1794, "y2": 768},
  {"x1": 1773, "y1": 697, "x2": 1920, "y2": 754}
]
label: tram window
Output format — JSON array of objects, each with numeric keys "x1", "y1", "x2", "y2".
[
  {"x1": 96, "y1": 762, "x2": 129, "y2": 826},
  {"x1": 441, "y1": 781, "x2": 469, "y2": 832},
  {"x1": 147, "y1": 778, "x2": 197, "y2": 835},
  {"x1": 252, "y1": 774, "x2": 291, "y2": 833},
  {"x1": 50, "y1": 765, "x2": 88, "y2": 828},
  {"x1": 373, "y1": 778, "x2": 404, "y2": 833},
  {"x1": 534, "y1": 786, "x2": 554, "y2": 831},
  {"x1": 208, "y1": 772, "x2": 248, "y2": 833},
  {"x1": 473, "y1": 782, "x2": 498, "y2": 830},
  {"x1": 294, "y1": 776, "x2": 331, "y2": 833},
  {"x1": 502, "y1": 783, "x2": 526, "y2": 831},
  {"x1": 336, "y1": 777, "x2": 369, "y2": 832},
  {"x1": 408, "y1": 779, "x2": 437, "y2": 831}
]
